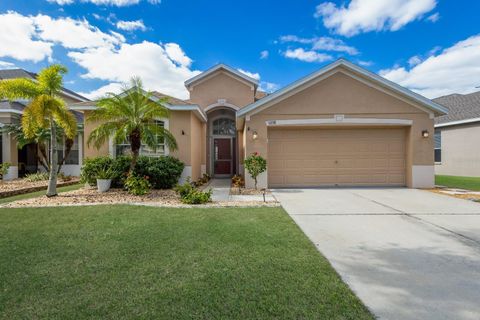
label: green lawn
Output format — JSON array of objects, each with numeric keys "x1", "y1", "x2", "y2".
[
  {"x1": 0, "y1": 183, "x2": 83, "y2": 204},
  {"x1": 0, "y1": 205, "x2": 372, "y2": 319},
  {"x1": 435, "y1": 175, "x2": 480, "y2": 191}
]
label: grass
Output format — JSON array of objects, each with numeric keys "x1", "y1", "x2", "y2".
[
  {"x1": 0, "y1": 183, "x2": 83, "y2": 204},
  {"x1": 0, "y1": 205, "x2": 373, "y2": 319},
  {"x1": 435, "y1": 175, "x2": 480, "y2": 191}
]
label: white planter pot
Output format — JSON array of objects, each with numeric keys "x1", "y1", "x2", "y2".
[{"x1": 97, "y1": 179, "x2": 112, "y2": 193}]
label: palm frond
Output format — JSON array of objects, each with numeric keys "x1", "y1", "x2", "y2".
[
  {"x1": 37, "y1": 64, "x2": 67, "y2": 95},
  {"x1": 50, "y1": 97, "x2": 77, "y2": 139},
  {"x1": 0, "y1": 78, "x2": 41, "y2": 100}
]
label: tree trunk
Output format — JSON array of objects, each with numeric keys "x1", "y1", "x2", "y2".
[
  {"x1": 39, "y1": 143, "x2": 50, "y2": 172},
  {"x1": 129, "y1": 128, "x2": 141, "y2": 174},
  {"x1": 58, "y1": 138, "x2": 73, "y2": 174},
  {"x1": 46, "y1": 121, "x2": 58, "y2": 197}
]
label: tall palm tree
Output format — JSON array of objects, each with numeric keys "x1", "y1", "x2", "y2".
[
  {"x1": 0, "y1": 65, "x2": 77, "y2": 197},
  {"x1": 2, "y1": 124, "x2": 75, "y2": 174},
  {"x1": 87, "y1": 77, "x2": 177, "y2": 172}
]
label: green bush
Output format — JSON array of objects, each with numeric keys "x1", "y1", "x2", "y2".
[
  {"x1": 244, "y1": 152, "x2": 267, "y2": 189},
  {"x1": 0, "y1": 162, "x2": 11, "y2": 179},
  {"x1": 24, "y1": 172, "x2": 49, "y2": 182},
  {"x1": 174, "y1": 180, "x2": 194, "y2": 198},
  {"x1": 81, "y1": 155, "x2": 184, "y2": 189},
  {"x1": 124, "y1": 174, "x2": 151, "y2": 195},
  {"x1": 110, "y1": 156, "x2": 131, "y2": 187},
  {"x1": 80, "y1": 156, "x2": 114, "y2": 186},
  {"x1": 134, "y1": 156, "x2": 184, "y2": 189},
  {"x1": 174, "y1": 181, "x2": 212, "y2": 204}
]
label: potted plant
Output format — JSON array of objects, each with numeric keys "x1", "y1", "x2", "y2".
[{"x1": 96, "y1": 166, "x2": 116, "y2": 193}]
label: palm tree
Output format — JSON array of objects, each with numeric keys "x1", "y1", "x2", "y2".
[
  {"x1": 87, "y1": 77, "x2": 177, "y2": 172},
  {"x1": 2, "y1": 123, "x2": 75, "y2": 174},
  {"x1": 0, "y1": 65, "x2": 77, "y2": 197}
]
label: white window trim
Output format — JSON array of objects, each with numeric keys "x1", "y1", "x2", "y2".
[{"x1": 112, "y1": 118, "x2": 169, "y2": 157}]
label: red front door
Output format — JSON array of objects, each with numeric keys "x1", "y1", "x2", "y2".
[{"x1": 214, "y1": 138, "x2": 232, "y2": 175}]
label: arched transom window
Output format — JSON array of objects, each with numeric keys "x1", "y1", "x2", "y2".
[{"x1": 212, "y1": 118, "x2": 235, "y2": 136}]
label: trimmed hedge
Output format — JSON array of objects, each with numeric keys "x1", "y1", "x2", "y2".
[{"x1": 80, "y1": 155, "x2": 184, "y2": 189}]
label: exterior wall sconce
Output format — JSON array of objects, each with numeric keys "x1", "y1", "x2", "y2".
[
  {"x1": 422, "y1": 130, "x2": 429, "y2": 138},
  {"x1": 252, "y1": 131, "x2": 258, "y2": 140}
]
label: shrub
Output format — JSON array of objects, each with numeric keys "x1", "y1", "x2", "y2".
[
  {"x1": 232, "y1": 174, "x2": 244, "y2": 188},
  {"x1": 174, "y1": 180, "x2": 212, "y2": 204},
  {"x1": 58, "y1": 173, "x2": 73, "y2": 182},
  {"x1": 181, "y1": 188, "x2": 212, "y2": 204},
  {"x1": 24, "y1": 172, "x2": 49, "y2": 182},
  {"x1": 81, "y1": 155, "x2": 184, "y2": 189},
  {"x1": 81, "y1": 157, "x2": 114, "y2": 186},
  {"x1": 111, "y1": 155, "x2": 132, "y2": 187},
  {"x1": 96, "y1": 167, "x2": 117, "y2": 180},
  {"x1": 174, "y1": 180, "x2": 194, "y2": 198},
  {"x1": 134, "y1": 156, "x2": 184, "y2": 189},
  {"x1": 0, "y1": 162, "x2": 11, "y2": 179},
  {"x1": 244, "y1": 152, "x2": 267, "y2": 189},
  {"x1": 124, "y1": 174, "x2": 151, "y2": 195}
]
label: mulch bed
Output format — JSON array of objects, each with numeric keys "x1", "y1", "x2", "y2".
[
  {"x1": 0, "y1": 178, "x2": 80, "y2": 198},
  {"x1": 428, "y1": 188, "x2": 480, "y2": 202},
  {"x1": 2, "y1": 187, "x2": 279, "y2": 208}
]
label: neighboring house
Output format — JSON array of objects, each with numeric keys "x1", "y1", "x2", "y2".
[
  {"x1": 433, "y1": 91, "x2": 480, "y2": 177},
  {"x1": 0, "y1": 69, "x2": 89, "y2": 179},
  {"x1": 72, "y1": 59, "x2": 446, "y2": 189}
]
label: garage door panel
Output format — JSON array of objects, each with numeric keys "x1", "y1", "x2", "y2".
[{"x1": 268, "y1": 128, "x2": 406, "y2": 187}]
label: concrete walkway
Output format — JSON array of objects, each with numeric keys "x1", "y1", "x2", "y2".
[
  {"x1": 209, "y1": 179, "x2": 276, "y2": 202},
  {"x1": 273, "y1": 188, "x2": 480, "y2": 320}
]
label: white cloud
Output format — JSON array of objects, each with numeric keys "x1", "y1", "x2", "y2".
[
  {"x1": 237, "y1": 69, "x2": 260, "y2": 81},
  {"x1": 78, "y1": 82, "x2": 123, "y2": 99},
  {"x1": 68, "y1": 41, "x2": 200, "y2": 99},
  {"x1": 0, "y1": 60, "x2": 16, "y2": 69},
  {"x1": 427, "y1": 12, "x2": 440, "y2": 23},
  {"x1": 357, "y1": 60, "x2": 373, "y2": 67},
  {"x1": 0, "y1": 11, "x2": 53, "y2": 62},
  {"x1": 408, "y1": 55, "x2": 422, "y2": 67},
  {"x1": 284, "y1": 48, "x2": 333, "y2": 63},
  {"x1": 260, "y1": 50, "x2": 269, "y2": 59},
  {"x1": 33, "y1": 15, "x2": 124, "y2": 49},
  {"x1": 380, "y1": 34, "x2": 480, "y2": 98},
  {"x1": 315, "y1": 0, "x2": 437, "y2": 37},
  {"x1": 163, "y1": 43, "x2": 192, "y2": 67},
  {"x1": 280, "y1": 35, "x2": 358, "y2": 55},
  {"x1": 260, "y1": 81, "x2": 279, "y2": 93},
  {"x1": 48, "y1": 0, "x2": 160, "y2": 6},
  {"x1": 116, "y1": 19, "x2": 147, "y2": 31}
]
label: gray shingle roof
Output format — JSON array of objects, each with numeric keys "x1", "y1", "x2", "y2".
[
  {"x1": 434, "y1": 91, "x2": 480, "y2": 125},
  {"x1": 151, "y1": 91, "x2": 193, "y2": 105},
  {"x1": 0, "y1": 68, "x2": 88, "y2": 102}
]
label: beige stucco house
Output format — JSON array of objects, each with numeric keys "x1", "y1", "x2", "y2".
[
  {"x1": 71, "y1": 59, "x2": 447, "y2": 189},
  {"x1": 433, "y1": 91, "x2": 480, "y2": 177}
]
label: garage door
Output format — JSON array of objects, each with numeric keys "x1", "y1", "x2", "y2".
[{"x1": 268, "y1": 128, "x2": 406, "y2": 187}]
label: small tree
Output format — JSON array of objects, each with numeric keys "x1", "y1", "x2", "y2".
[{"x1": 244, "y1": 152, "x2": 267, "y2": 189}]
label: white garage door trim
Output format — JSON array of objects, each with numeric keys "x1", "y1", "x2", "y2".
[{"x1": 266, "y1": 117, "x2": 413, "y2": 127}]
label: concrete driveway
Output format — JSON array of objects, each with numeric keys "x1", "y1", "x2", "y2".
[{"x1": 273, "y1": 188, "x2": 480, "y2": 320}]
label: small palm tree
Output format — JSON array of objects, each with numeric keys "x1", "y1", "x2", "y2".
[
  {"x1": 0, "y1": 65, "x2": 77, "y2": 197},
  {"x1": 87, "y1": 77, "x2": 177, "y2": 172}
]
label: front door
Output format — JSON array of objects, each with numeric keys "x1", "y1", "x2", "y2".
[{"x1": 214, "y1": 138, "x2": 232, "y2": 176}]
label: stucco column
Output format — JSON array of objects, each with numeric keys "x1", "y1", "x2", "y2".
[{"x1": 2, "y1": 131, "x2": 18, "y2": 180}]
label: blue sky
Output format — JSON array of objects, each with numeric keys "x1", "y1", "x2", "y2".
[{"x1": 1, "y1": 0, "x2": 479, "y2": 100}]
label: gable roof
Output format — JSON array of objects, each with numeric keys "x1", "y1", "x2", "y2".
[
  {"x1": 69, "y1": 89, "x2": 207, "y2": 122},
  {"x1": 151, "y1": 91, "x2": 194, "y2": 105},
  {"x1": 0, "y1": 68, "x2": 89, "y2": 102},
  {"x1": 433, "y1": 91, "x2": 480, "y2": 127},
  {"x1": 237, "y1": 59, "x2": 448, "y2": 118},
  {"x1": 184, "y1": 64, "x2": 259, "y2": 89}
]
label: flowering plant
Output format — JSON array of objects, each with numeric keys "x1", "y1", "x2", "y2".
[{"x1": 244, "y1": 152, "x2": 267, "y2": 189}]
